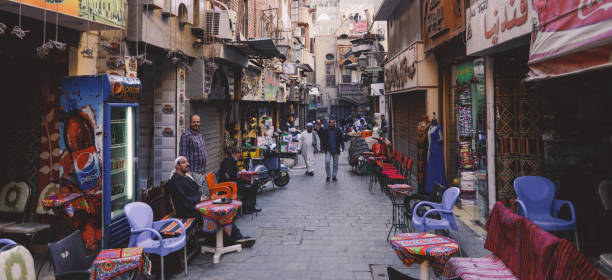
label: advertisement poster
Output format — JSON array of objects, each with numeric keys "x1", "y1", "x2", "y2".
[
  {"x1": 59, "y1": 77, "x2": 105, "y2": 249},
  {"x1": 264, "y1": 70, "x2": 279, "y2": 102},
  {"x1": 10, "y1": 0, "x2": 126, "y2": 28},
  {"x1": 242, "y1": 70, "x2": 264, "y2": 101}
]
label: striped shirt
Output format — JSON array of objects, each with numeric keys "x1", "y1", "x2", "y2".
[{"x1": 179, "y1": 128, "x2": 206, "y2": 172}]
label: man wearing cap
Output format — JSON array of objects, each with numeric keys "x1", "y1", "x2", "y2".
[
  {"x1": 298, "y1": 122, "x2": 320, "y2": 176},
  {"x1": 166, "y1": 156, "x2": 256, "y2": 247}
]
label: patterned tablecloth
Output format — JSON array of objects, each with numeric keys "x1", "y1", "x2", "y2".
[
  {"x1": 196, "y1": 200, "x2": 242, "y2": 236},
  {"x1": 90, "y1": 247, "x2": 151, "y2": 280},
  {"x1": 387, "y1": 184, "x2": 416, "y2": 196},
  {"x1": 390, "y1": 232, "x2": 459, "y2": 276},
  {"x1": 41, "y1": 193, "x2": 88, "y2": 217}
]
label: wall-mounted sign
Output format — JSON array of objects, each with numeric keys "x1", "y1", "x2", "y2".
[
  {"x1": 424, "y1": 0, "x2": 446, "y2": 38},
  {"x1": 423, "y1": 0, "x2": 465, "y2": 52},
  {"x1": 384, "y1": 45, "x2": 417, "y2": 92},
  {"x1": 466, "y1": 0, "x2": 534, "y2": 56},
  {"x1": 8, "y1": 0, "x2": 126, "y2": 28},
  {"x1": 353, "y1": 20, "x2": 368, "y2": 33},
  {"x1": 264, "y1": 70, "x2": 279, "y2": 102},
  {"x1": 241, "y1": 70, "x2": 264, "y2": 101}
]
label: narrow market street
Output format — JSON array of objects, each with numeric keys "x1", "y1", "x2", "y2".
[{"x1": 172, "y1": 150, "x2": 488, "y2": 280}]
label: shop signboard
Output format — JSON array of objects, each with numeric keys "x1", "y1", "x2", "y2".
[
  {"x1": 384, "y1": 44, "x2": 418, "y2": 93},
  {"x1": 264, "y1": 70, "x2": 279, "y2": 102},
  {"x1": 527, "y1": 0, "x2": 612, "y2": 80},
  {"x1": 8, "y1": 0, "x2": 126, "y2": 28},
  {"x1": 423, "y1": 0, "x2": 465, "y2": 51},
  {"x1": 466, "y1": 0, "x2": 535, "y2": 56},
  {"x1": 353, "y1": 20, "x2": 368, "y2": 33},
  {"x1": 241, "y1": 70, "x2": 264, "y2": 101}
]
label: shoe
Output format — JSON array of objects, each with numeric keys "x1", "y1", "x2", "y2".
[
  {"x1": 332, "y1": 177, "x2": 337, "y2": 181},
  {"x1": 309, "y1": 172, "x2": 315, "y2": 176},
  {"x1": 250, "y1": 208, "x2": 262, "y2": 213},
  {"x1": 305, "y1": 171, "x2": 309, "y2": 175},
  {"x1": 236, "y1": 237, "x2": 256, "y2": 248},
  {"x1": 326, "y1": 177, "x2": 330, "y2": 182}
]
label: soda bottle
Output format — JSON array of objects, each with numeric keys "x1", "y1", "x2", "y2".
[{"x1": 64, "y1": 110, "x2": 101, "y2": 191}]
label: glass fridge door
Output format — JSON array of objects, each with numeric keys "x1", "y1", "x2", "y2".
[{"x1": 108, "y1": 105, "x2": 137, "y2": 219}]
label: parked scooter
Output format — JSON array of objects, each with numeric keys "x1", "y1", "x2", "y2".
[{"x1": 247, "y1": 131, "x2": 291, "y2": 192}]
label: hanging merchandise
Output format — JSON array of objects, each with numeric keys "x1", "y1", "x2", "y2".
[
  {"x1": 416, "y1": 115, "x2": 430, "y2": 188},
  {"x1": 10, "y1": 1, "x2": 29, "y2": 39},
  {"x1": 424, "y1": 114, "x2": 446, "y2": 195},
  {"x1": 455, "y1": 61, "x2": 476, "y2": 207}
]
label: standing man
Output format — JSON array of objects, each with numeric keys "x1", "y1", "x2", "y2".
[
  {"x1": 380, "y1": 114, "x2": 388, "y2": 139},
  {"x1": 179, "y1": 114, "x2": 207, "y2": 188},
  {"x1": 298, "y1": 122, "x2": 320, "y2": 176},
  {"x1": 319, "y1": 119, "x2": 344, "y2": 182}
]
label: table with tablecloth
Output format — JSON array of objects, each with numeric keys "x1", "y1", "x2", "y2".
[
  {"x1": 90, "y1": 247, "x2": 151, "y2": 280},
  {"x1": 41, "y1": 193, "x2": 88, "y2": 217},
  {"x1": 195, "y1": 199, "x2": 243, "y2": 264},
  {"x1": 390, "y1": 232, "x2": 459, "y2": 279}
]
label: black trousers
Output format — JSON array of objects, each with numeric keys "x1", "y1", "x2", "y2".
[{"x1": 237, "y1": 182, "x2": 257, "y2": 211}]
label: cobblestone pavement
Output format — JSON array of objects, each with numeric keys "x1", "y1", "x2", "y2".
[{"x1": 170, "y1": 149, "x2": 490, "y2": 280}]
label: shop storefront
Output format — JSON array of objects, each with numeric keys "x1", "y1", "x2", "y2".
[
  {"x1": 523, "y1": 1, "x2": 612, "y2": 256},
  {"x1": 385, "y1": 41, "x2": 438, "y2": 189}
]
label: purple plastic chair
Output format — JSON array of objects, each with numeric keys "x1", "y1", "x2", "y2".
[
  {"x1": 513, "y1": 176, "x2": 580, "y2": 250},
  {"x1": 125, "y1": 202, "x2": 187, "y2": 280},
  {"x1": 411, "y1": 187, "x2": 462, "y2": 254}
]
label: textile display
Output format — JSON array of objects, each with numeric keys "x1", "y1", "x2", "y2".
[
  {"x1": 416, "y1": 120, "x2": 429, "y2": 189},
  {"x1": 159, "y1": 213, "x2": 195, "y2": 237},
  {"x1": 196, "y1": 200, "x2": 242, "y2": 236},
  {"x1": 443, "y1": 254, "x2": 517, "y2": 280},
  {"x1": 390, "y1": 232, "x2": 459, "y2": 276},
  {"x1": 41, "y1": 193, "x2": 88, "y2": 217},
  {"x1": 90, "y1": 247, "x2": 151, "y2": 280}
]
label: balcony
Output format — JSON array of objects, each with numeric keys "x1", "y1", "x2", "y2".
[{"x1": 338, "y1": 83, "x2": 361, "y2": 95}]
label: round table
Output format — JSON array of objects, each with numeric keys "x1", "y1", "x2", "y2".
[
  {"x1": 195, "y1": 199, "x2": 242, "y2": 264},
  {"x1": 386, "y1": 184, "x2": 416, "y2": 239},
  {"x1": 390, "y1": 232, "x2": 459, "y2": 279}
]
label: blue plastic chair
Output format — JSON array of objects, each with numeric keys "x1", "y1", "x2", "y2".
[
  {"x1": 125, "y1": 202, "x2": 187, "y2": 280},
  {"x1": 514, "y1": 176, "x2": 580, "y2": 250},
  {"x1": 411, "y1": 187, "x2": 462, "y2": 254}
]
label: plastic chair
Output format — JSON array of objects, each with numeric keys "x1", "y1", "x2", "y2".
[
  {"x1": 513, "y1": 176, "x2": 580, "y2": 250},
  {"x1": 47, "y1": 230, "x2": 96, "y2": 280},
  {"x1": 0, "y1": 241, "x2": 35, "y2": 280},
  {"x1": 411, "y1": 187, "x2": 462, "y2": 255},
  {"x1": 125, "y1": 202, "x2": 187, "y2": 280},
  {"x1": 596, "y1": 180, "x2": 612, "y2": 278},
  {"x1": 206, "y1": 172, "x2": 238, "y2": 200}
]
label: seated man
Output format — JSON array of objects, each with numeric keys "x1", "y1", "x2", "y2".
[
  {"x1": 166, "y1": 156, "x2": 255, "y2": 247},
  {"x1": 218, "y1": 147, "x2": 261, "y2": 214}
]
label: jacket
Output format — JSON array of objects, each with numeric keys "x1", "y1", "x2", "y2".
[{"x1": 319, "y1": 126, "x2": 344, "y2": 154}]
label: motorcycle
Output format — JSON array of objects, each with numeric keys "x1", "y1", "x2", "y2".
[{"x1": 245, "y1": 134, "x2": 291, "y2": 192}]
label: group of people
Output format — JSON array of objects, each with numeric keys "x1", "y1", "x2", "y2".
[{"x1": 298, "y1": 119, "x2": 344, "y2": 182}]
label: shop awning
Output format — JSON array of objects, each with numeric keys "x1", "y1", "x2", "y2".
[
  {"x1": 298, "y1": 64, "x2": 313, "y2": 72},
  {"x1": 526, "y1": 1, "x2": 612, "y2": 81},
  {"x1": 227, "y1": 39, "x2": 287, "y2": 62}
]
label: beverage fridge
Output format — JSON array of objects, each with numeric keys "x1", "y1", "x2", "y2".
[{"x1": 60, "y1": 74, "x2": 140, "y2": 249}]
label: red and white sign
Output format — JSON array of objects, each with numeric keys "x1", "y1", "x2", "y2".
[
  {"x1": 466, "y1": 0, "x2": 535, "y2": 56},
  {"x1": 528, "y1": 0, "x2": 612, "y2": 80},
  {"x1": 353, "y1": 20, "x2": 368, "y2": 33}
]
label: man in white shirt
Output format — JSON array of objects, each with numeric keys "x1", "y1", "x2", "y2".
[{"x1": 298, "y1": 122, "x2": 320, "y2": 176}]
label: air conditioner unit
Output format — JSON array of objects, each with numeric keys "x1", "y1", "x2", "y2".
[
  {"x1": 227, "y1": 10, "x2": 237, "y2": 40},
  {"x1": 196, "y1": 10, "x2": 233, "y2": 40}
]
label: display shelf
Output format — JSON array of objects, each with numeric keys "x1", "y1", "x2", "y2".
[
  {"x1": 110, "y1": 168, "x2": 126, "y2": 175},
  {"x1": 110, "y1": 119, "x2": 127, "y2": 124},
  {"x1": 111, "y1": 143, "x2": 127, "y2": 149},
  {"x1": 111, "y1": 193, "x2": 126, "y2": 201}
]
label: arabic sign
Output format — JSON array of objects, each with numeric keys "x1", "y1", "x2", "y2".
[
  {"x1": 353, "y1": 20, "x2": 368, "y2": 33},
  {"x1": 264, "y1": 70, "x2": 279, "y2": 102},
  {"x1": 9, "y1": 0, "x2": 126, "y2": 28},
  {"x1": 466, "y1": 0, "x2": 534, "y2": 56},
  {"x1": 384, "y1": 45, "x2": 417, "y2": 93},
  {"x1": 527, "y1": 0, "x2": 612, "y2": 80},
  {"x1": 423, "y1": 0, "x2": 465, "y2": 51}
]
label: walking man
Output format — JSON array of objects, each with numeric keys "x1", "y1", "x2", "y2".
[
  {"x1": 319, "y1": 119, "x2": 344, "y2": 182},
  {"x1": 298, "y1": 122, "x2": 320, "y2": 176},
  {"x1": 179, "y1": 114, "x2": 207, "y2": 188}
]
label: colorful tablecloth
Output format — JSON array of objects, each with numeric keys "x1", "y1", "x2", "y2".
[
  {"x1": 443, "y1": 254, "x2": 518, "y2": 280},
  {"x1": 41, "y1": 193, "x2": 88, "y2": 217},
  {"x1": 196, "y1": 200, "x2": 242, "y2": 236},
  {"x1": 90, "y1": 247, "x2": 151, "y2": 280},
  {"x1": 387, "y1": 184, "x2": 416, "y2": 196},
  {"x1": 390, "y1": 232, "x2": 459, "y2": 276}
]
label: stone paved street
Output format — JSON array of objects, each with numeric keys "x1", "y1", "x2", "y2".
[{"x1": 170, "y1": 149, "x2": 489, "y2": 280}]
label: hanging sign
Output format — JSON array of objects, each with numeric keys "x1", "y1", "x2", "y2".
[
  {"x1": 241, "y1": 70, "x2": 264, "y2": 101},
  {"x1": 263, "y1": 70, "x2": 279, "y2": 102},
  {"x1": 466, "y1": 0, "x2": 535, "y2": 56},
  {"x1": 8, "y1": 0, "x2": 126, "y2": 28}
]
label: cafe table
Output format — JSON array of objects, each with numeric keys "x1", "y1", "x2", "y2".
[
  {"x1": 90, "y1": 247, "x2": 151, "y2": 280},
  {"x1": 386, "y1": 184, "x2": 417, "y2": 239},
  {"x1": 196, "y1": 199, "x2": 243, "y2": 264},
  {"x1": 390, "y1": 232, "x2": 459, "y2": 280}
]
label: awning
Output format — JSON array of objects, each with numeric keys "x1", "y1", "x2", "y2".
[
  {"x1": 227, "y1": 39, "x2": 287, "y2": 62},
  {"x1": 527, "y1": 1, "x2": 612, "y2": 81},
  {"x1": 373, "y1": 0, "x2": 401, "y2": 21},
  {"x1": 298, "y1": 64, "x2": 314, "y2": 72}
]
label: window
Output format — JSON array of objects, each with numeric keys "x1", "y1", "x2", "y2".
[
  {"x1": 243, "y1": 0, "x2": 249, "y2": 37},
  {"x1": 291, "y1": 0, "x2": 299, "y2": 22},
  {"x1": 326, "y1": 63, "x2": 335, "y2": 87},
  {"x1": 325, "y1": 53, "x2": 335, "y2": 60},
  {"x1": 342, "y1": 67, "x2": 352, "y2": 83}
]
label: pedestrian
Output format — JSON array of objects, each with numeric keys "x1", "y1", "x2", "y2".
[
  {"x1": 179, "y1": 114, "x2": 207, "y2": 189},
  {"x1": 314, "y1": 120, "x2": 323, "y2": 134},
  {"x1": 166, "y1": 156, "x2": 256, "y2": 248},
  {"x1": 319, "y1": 119, "x2": 344, "y2": 182},
  {"x1": 298, "y1": 122, "x2": 320, "y2": 176},
  {"x1": 218, "y1": 147, "x2": 261, "y2": 214},
  {"x1": 380, "y1": 114, "x2": 388, "y2": 138}
]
